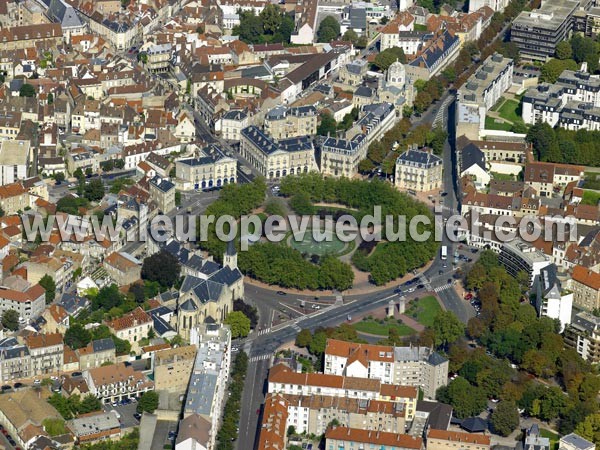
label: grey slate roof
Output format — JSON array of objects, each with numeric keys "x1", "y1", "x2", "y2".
[
  {"x1": 92, "y1": 338, "x2": 115, "y2": 353},
  {"x1": 460, "y1": 143, "x2": 486, "y2": 173}
]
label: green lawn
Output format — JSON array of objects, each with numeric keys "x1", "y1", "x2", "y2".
[
  {"x1": 497, "y1": 99, "x2": 522, "y2": 123},
  {"x1": 406, "y1": 296, "x2": 442, "y2": 327},
  {"x1": 582, "y1": 190, "x2": 600, "y2": 206},
  {"x1": 490, "y1": 97, "x2": 506, "y2": 112},
  {"x1": 490, "y1": 171, "x2": 516, "y2": 181},
  {"x1": 352, "y1": 319, "x2": 415, "y2": 336},
  {"x1": 485, "y1": 116, "x2": 513, "y2": 131},
  {"x1": 540, "y1": 429, "x2": 559, "y2": 450},
  {"x1": 584, "y1": 171, "x2": 600, "y2": 190},
  {"x1": 414, "y1": 24, "x2": 427, "y2": 31}
]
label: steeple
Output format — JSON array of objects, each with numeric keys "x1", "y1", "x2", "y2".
[{"x1": 223, "y1": 239, "x2": 237, "y2": 270}]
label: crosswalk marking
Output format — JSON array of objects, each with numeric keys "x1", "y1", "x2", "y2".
[
  {"x1": 257, "y1": 328, "x2": 271, "y2": 336},
  {"x1": 291, "y1": 324, "x2": 301, "y2": 332},
  {"x1": 434, "y1": 283, "x2": 453, "y2": 293},
  {"x1": 250, "y1": 354, "x2": 271, "y2": 363}
]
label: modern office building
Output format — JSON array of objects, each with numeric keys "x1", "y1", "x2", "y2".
[
  {"x1": 511, "y1": 0, "x2": 582, "y2": 61},
  {"x1": 564, "y1": 311, "x2": 600, "y2": 363}
]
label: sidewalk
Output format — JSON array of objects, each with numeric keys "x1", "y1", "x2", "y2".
[{"x1": 243, "y1": 258, "x2": 435, "y2": 296}]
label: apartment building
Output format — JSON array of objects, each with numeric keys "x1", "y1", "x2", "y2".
[
  {"x1": 395, "y1": 148, "x2": 443, "y2": 192},
  {"x1": 183, "y1": 324, "x2": 231, "y2": 450},
  {"x1": 264, "y1": 105, "x2": 317, "y2": 140},
  {"x1": 499, "y1": 240, "x2": 552, "y2": 285},
  {"x1": 257, "y1": 394, "x2": 288, "y2": 450},
  {"x1": 380, "y1": 12, "x2": 416, "y2": 51},
  {"x1": 153, "y1": 345, "x2": 197, "y2": 392},
  {"x1": 0, "y1": 23, "x2": 63, "y2": 51},
  {"x1": 339, "y1": 59, "x2": 369, "y2": 86},
  {"x1": 0, "y1": 182, "x2": 30, "y2": 216},
  {"x1": 217, "y1": 110, "x2": 248, "y2": 141},
  {"x1": 524, "y1": 161, "x2": 584, "y2": 197},
  {"x1": 325, "y1": 426, "x2": 423, "y2": 450},
  {"x1": 77, "y1": 338, "x2": 116, "y2": 370},
  {"x1": 571, "y1": 265, "x2": 600, "y2": 310},
  {"x1": 0, "y1": 337, "x2": 31, "y2": 382},
  {"x1": 87, "y1": 15, "x2": 139, "y2": 51},
  {"x1": 268, "y1": 364, "x2": 418, "y2": 420},
  {"x1": 534, "y1": 264, "x2": 573, "y2": 332},
  {"x1": 270, "y1": 393, "x2": 408, "y2": 436},
  {"x1": 175, "y1": 144, "x2": 237, "y2": 190},
  {"x1": 149, "y1": 176, "x2": 176, "y2": 214},
  {"x1": 83, "y1": 362, "x2": 154, "y2": 403},
  {"x1": 427, "y1": 429, "x2": 491, "y2": 450},
  {"x1": 321, "y1": 103, "x2": 395, "y2": 178},
  {"x1": 24, "y1": 333, "x2": 64, "y2": 377},
  {"x1": 320, "y1": 134, "x2": 367, "y2": 178},
  {"x1": 239, "y1": 126, "x2": 317, "y2": 179},
  {"x1": 106, "y1": 307, "x2": 152, "y2": 351},
  {"x1": 0, "y1": 283, "x2": 46, "y2": 324},
  {"x1": 457, "y1": 53, "x2": 514, "y2": 139},
  {"x1": 564, "y1": 311, "x2": 600, "y2": 363},
  {"x1": 0, "y1": 140, "x2": 30, "y2": 185},
  {"x1": 511, "y1": 0, "x2": 581, "y2": 61},
  {"x1": 103, "y1": 251, "x2": 142, "y2": 286},
  {"x1": 406, "y1": 30, "x2": 461, "y2": 81},
  {"x1": 145, "y1": 43, "x2": 172, "y2": 72},
  {"x1": 324, "y1": 339, "x2": 448, "y2": 399},
  {"x1": 66, "y1": 150, "x2": 99, "y2": 174},
  {"x1": 465, "y1": 138, "x2": 529, "y2": 163}
]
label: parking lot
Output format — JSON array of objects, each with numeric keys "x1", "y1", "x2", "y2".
[
  {"x1": 150, "y1": 420, "x2": 178, "y2": 450},
  {"x1": 103, "y1": 401, "x2": 140, "y2": 429}
]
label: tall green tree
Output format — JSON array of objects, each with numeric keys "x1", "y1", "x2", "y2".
[
  {"x1": 317, "y1": 16, "x2": 340, "y2": 42},
  {"x1": 224, "y1": 311, "x2": 251, "y2": 338},
  {"x1": 555, "y1": 41, "x2": 573, "y2": 60},
  {"x1": 141, "y1": 250, "x2": 182, "y2": 288},
  {"x1": 137, "y1": 391, "x2": 159, "y2": 413},
  {"x1": 1, "y1": 309, "x2": 19, "y2": 331},
  {"x1": 491, "y1": 401, "x2": 520, "y2": 436},
  {"x1": 432, "y1": 311, "x2": 464, "y2": 350},
  {"x1": 39, "y1": 274, "x2": 56, "y2": 304},
  {"x1": 64, "y1": 323, "x2": 92, "y2": 349},
  {"x1": 374, "y1": 47, "x2": 407, "y2": 70},
  {"x1": 19, "y1": 83, "x2": 36, "y2": 97}
]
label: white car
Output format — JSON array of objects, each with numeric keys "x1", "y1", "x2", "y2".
[{"x1": 33, "y1": 379, "x2": 41, "y2": 385}]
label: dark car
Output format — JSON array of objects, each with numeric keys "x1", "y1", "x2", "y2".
[
  {"x1": 417, "y1": 284, "x2": 425, "y2": 289},
  {"x1": 134, "y1": 413, "x2": 142, "y2": 420},
  {"x1": 441, "y1": 191, "x2": 448, "y2": 197},
  {"x1": 447, "y1": 278, "x2": 453, "y2": 284},
  {"x1": 1, "y1": 385, "x2": 10, "y2": 391},
  {"x1": 13, "y1": 383, "x2": 22, "y2": 388},
  {"x1": 276, "y1": 291, "x2": 286, "y2": 296},
  {"x1": 438, "y1": 269, "x2": 444, "y2": 275},
  {"x1": 72, "y1": 371, "x2": 83, "y2": 377}
]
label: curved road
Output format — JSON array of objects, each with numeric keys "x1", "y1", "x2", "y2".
[{"x1": 235, "y1": 96, "x2": 475, "y2": 450}]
